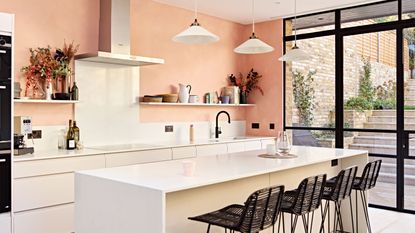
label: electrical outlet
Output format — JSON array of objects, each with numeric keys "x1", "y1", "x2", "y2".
[
  {"x1": 28, "y1": 130, "x2": 42, "y2": 139},
  {"x1": 165, "y1": 125, "x2": 174, "y2": 132},
  {"x1": 331, "y1": 159, "x2": 338, "y2": 167},
  {"x1": 269, "y1": 123, "x2": 275, "y2": 130},
  {"x1": 251, "y1": 123, "x2": 260, "y2": 129}
]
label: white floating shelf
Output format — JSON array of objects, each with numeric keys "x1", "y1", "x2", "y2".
[
  {"x1": 14, "y1": 99, "x2": 80, "y2": 104},
  {"x1": 139, "y1": 102, "x2": 256, "y2": 107}
]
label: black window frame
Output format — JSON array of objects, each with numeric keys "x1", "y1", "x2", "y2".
[{"x1": 283, "y1": 0, "x2": 415, "y2": 214}]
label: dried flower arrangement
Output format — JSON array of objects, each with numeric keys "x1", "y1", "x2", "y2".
[
  {"x1": 228, "y1": 68, "x2": 264, "y2": 96},
  {"x1": 21, "y1": 41, "x2": 79, "y2": 98}
]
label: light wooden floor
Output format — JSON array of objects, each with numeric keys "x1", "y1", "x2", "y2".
[{"x1": 370, "y1": 208, "x2": 415, "y2": 233}]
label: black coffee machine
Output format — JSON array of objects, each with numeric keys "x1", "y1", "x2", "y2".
[{"x1": 13, "y1": 116, "x2": 34, "y2": 155}]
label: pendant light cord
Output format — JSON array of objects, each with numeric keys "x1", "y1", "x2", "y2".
[
  {"x1": 195, "y1": 0, "x2": 198, "y2": 19},
  {"x1": 294, "y1": 0, "x2": 297, "y2": 46},
  {"x1": 252, "y1": 0, "x2": 255, "y2": 34}
]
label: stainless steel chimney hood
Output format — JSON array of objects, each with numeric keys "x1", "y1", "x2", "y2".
[{"x1": 75, "y1": 0, "x2": 164, "y2": 66}]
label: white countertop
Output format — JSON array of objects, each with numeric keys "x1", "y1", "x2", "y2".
[
  {"x1": 13, "y1": 136, "x2": 274, "y2": 162},
  {"x1": 76, "y1": 146, "x2": 367, "y2": 193}
]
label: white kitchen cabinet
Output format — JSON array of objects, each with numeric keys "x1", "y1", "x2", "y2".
[
  {"x1": 14, "y1": 204, "x2": 74, "y2": 233},
  {"x1": 14, "y1": 155, "x2": 106, "y2": 178},
  {"x1": 261, "y1": 139, "x2": 275, "y2": 149},
  {"x1": 13, "y1": 154, "x2": 105, "y2": 233},
  {"x1": 14, "y1": 173, "x2": 74, "y2": 212},
  {"x1": 226, "y1": 142, "x2": 245, "y2": 153},
  {"x1": 0, "y1": 213, "x2": 11, "y2": 233},
  {"x1": 172, "y1": 146, "x2": 196, "y2": 160},
  {"x1": 106, "y1": 148, "x2": 172, "y2": 167},
  {"x1": 196, "y1": 143, "x2": 228, "y2": 156},
  {"x1": 244, "y1": 140, "x2": 262, "y2": 151},
  {"x1": 0, "y1": 13, "x2": 13, "y2": 33}
]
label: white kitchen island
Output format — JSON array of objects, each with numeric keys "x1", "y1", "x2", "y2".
[{"x1": 75, "y1": 146, "x2": 368, "y2": 233}]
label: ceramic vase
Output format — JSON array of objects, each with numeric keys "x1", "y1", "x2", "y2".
[
  {"x1": 240, "y1": 92, "x2": 247, "y2": 104},
  {"x1": 45, "y1": 81, "x2": 53, "y2": 100}
]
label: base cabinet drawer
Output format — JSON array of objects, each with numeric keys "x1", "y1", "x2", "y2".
[
  {"x1": 14, "y1": 155, "x2": 106, "y2": 178},
  {"x1": 244, "y1": 141, "x2": 262, "y2": 151},
  {"x1": 14, "y1": 204, "x2": 74, "y2": 233},
  {"x1": 0, "y1": 213, "x2": 11, "y2": 233},
  {"x1": 106, "y1": 149, "x2": 172, "y2": 167},
  {"x1": 227, "y1": 142, "x2": 245, "y2": 153},
  {"x1": 172, "y1": 146, "x2": 196, "y2": 160},
  {"x1": 196, "y1": 144, "x2": 228, "y2": 156},
  {"x1": 14, "y1": 173, "x2": 74, "y2": 212}
]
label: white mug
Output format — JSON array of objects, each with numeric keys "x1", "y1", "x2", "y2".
[
  {"x1": 266, "y1": 144, "x2": 276, "y2": 155},
  {"x1": 189, "y1": 95, "x2": 199, "y2": 103},
  {"x1": 182, "y1": 160, "x2": 196, "y2": 176}
]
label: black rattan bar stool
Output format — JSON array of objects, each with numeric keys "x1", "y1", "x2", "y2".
[
  {"x1": 319, "y1": 166, "x2": 358, "y2": 233},
  {"x1": 352, "y1": 160, "x2": 382, "y2": 233},
  {"x1": 189, "y1": 185, "x2": 285, "y2": 233},
  {"x1": 277, "y1": 174, "x2": 327, "y2": 233}
]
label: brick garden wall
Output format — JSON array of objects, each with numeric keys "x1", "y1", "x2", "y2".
[{"x1": 286, "y1": 28, "x2": 410, "y2": 127}]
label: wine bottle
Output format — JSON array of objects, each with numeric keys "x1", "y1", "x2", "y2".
[
  {"x1": 71, "y1": 82, "x2": 79, "y2": 100},
  {"x1": 66, "y1": 120, "x2": 76, "y2": 150},
  {"x1": 73, "y1": 121, "x2": 80, "y2": 146}
]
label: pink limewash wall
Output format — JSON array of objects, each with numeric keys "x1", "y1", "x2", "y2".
[
  {"x1": 241, "y1": 20, "x2": 284, "y2": 136},
  {"x1": 131, "y1": 0, "x2": 248, "y2": 122},
  {"x1": 1, "y1": 0, "x2": 100, "y2": 126},
  {"x1": 3, "y1": 0, "x2": 283, "y2": 133}
]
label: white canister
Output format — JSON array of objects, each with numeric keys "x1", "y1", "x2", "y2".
[{"x1": 189, "y1": 95, "x2": 199, "y2": 103}]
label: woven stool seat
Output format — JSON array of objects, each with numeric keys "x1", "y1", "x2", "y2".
[
  {"x1": 189, "y1": 185, "x2": 285, "y2": 233},
  {"x1": 278, "y1": 174, "x2": 327, "y2": 233},
  {"x1": 351, "y1": 160, "x2": 382, "y2": 233},
  {"x1": 320, "y1": 166, "x2": 358, "y2": 233},
  {"x1": 189, "y1": 204, "x2": 244, "y2": 230}
]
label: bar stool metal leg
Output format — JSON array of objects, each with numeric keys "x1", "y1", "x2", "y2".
[
  {"x1": 291, "y1": 214, "x2": 299, "y2": 233},
  {"x1": 335, "y1": 201, "x2": 344, "y2": 232},
  {"x1": 319, "y1": 200, "x2": 329, "y2": 233},
  {"x1": 360, "y1": 190, "x2": 372, "y2": 233},
  {"x1": 349, "y1": 196, "x2": 355, "y2": 233},
  {"x1": 356, "y1": 191, "x2": 359, "y2": 233}
]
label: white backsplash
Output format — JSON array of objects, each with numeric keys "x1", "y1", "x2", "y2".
[
  {"x1": 29, "y1": 121, "x2": 246, "y2": 150},
  {"x1": 27, "y1": 61, "x2": 246, "y2": 151}
]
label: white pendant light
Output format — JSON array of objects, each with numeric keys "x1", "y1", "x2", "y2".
[
  {"x1": 278, "y1": 0, "x2": 311, "y2": 61},
  {"x1": 172, "y1": 0, "x2": 219, "y2": 44},
  {"x1": 234, "y1": 0, "x2": 274, "y2": 54}
]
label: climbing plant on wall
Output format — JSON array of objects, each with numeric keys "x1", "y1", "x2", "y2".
[{"x1": 293, "y1": 70, "x2": 316, "y2": 127}]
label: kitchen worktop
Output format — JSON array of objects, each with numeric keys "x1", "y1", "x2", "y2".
[
  {"x1": 76, "y1": 146, "x2": 367, "y2": 193},
  {"x1": 13, "y1": 136, "x2": 274, "y2": 162},
  {"x1": 75, "y1": 146, "x2": 368, "y2": 233}
]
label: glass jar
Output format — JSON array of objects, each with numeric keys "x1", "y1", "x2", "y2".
[{"x1": 276, "y1": 131, "x2": 292, "y2": 154}]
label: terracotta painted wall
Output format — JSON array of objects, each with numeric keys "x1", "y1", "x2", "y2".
[
  {"x1": 1, "y1": 0, "x2": 100, "y2": 126},
  {"x1": 3, "y1": 0, "x2": 283, "y2": 132},
  {"x1": 241, "y1": 20, "x2": 284, "y2": 136},
  {"x1": 131, "y1": 0, "x2": 248, "y2": 122}
]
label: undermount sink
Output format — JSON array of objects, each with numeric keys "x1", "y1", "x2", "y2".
[{"x1": 208, "y1": 136, "x2": 249, "y2": 142}]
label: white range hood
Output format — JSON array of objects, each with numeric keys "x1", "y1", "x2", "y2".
[
  {"x1": 75, "y1": 0, "x2": 164, "y2": 66},
  {"x1": 75, "y1": 51, "x2": 164, "y2": 66}
]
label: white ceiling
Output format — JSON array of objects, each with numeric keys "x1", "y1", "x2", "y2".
[{"x1": 153, "y1": 0, "x2": 384, "y2": 24}]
